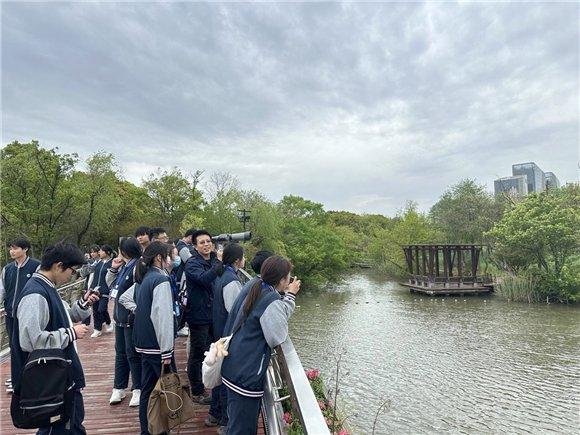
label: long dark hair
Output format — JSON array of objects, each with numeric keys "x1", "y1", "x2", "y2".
[
  {"x1": 135, "y1": 241, "x2": 172, "y2": 284},
  {"x1": 119, "y1": 237, "x2": 142, "y2": 260},
  {"x1": 243, "y1": 255, "x2": 292, "y2": 316},
  {"x1": 100, "y1": 244, "x2": 115, "y2": 258},
  {"x1": 223, "y1": 244, "x2": 244, "y2": 267}
]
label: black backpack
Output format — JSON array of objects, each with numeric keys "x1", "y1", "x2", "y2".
[{"x1": 11, "y1": 348, "x2": 74, "y2": 429}]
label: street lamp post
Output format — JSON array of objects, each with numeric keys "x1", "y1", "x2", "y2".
[{"x1": 238, "y1": 209, "x2": 250, "y2": 231}]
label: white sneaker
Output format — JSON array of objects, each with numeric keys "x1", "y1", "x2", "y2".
[
  {"x1": 109, "y1": 388, "x2": 126, "y2": 405},
  {"x1": 90, "y1": 330, "x2": 103, "y2": 338},
  {"x1": 177, "y1": 326, "x2": 189, "y2": 337},
  {"x1": 106, "y1": 324, "x2": 114, "y2": 333},
  {"x1": 129, "y1": 389, "x2": 141, "y2": 407}
]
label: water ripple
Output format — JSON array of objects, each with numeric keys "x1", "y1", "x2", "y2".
[{"x1": 290, "y1": 272, "x2": 580, "y2": 434}]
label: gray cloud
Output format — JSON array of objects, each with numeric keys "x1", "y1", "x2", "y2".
[{"x1": 2, "y1": 1, "x2": 578, "y2": 215}]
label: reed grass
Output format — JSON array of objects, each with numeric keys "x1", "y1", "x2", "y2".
[{"x1": 496, "y1": 272, "x2": 540, "y2": 303}]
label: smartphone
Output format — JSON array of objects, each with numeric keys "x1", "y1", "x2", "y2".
[{"x1": 89, "y1": 287, "x2": 101, "y2": 297}]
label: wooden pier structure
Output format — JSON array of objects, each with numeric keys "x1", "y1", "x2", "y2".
[
  {"x1": 400, "y1": 244, "x2": 494, "y2": 296},
  {"x1": 0, "y1": 325, "x2": 235, "y2": 434},
  {"x1": 0, "y1": 272, "x2": 330, "y2": 434}
]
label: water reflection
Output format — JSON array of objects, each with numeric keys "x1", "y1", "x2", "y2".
[{"x1": 289, "y1": 272, "x2": 580, "y2": 434}]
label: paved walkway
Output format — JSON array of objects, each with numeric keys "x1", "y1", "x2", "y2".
[{"x1": 0, "y1": 319, "x2": 261, "y2": 434}]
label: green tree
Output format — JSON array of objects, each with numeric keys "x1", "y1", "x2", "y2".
[
  {"x1": 247, "y1": 200, "x2": 285, "y2": 254},
  {"x1": 430, "y1": 179, "x2": 500, "y2": 243},
  {"x1": 369, "y1": 202, "x2": 442, "y2": 278},
  {"x1": 278, "y1": 195, "x2": 326, "y2": 220},
  {"x1": 68, "y1": 152, "x2": 122, "y2": 245},
  {"x1": 143, "y1": 167, "x2": 203, "y2": 235},
  {"x1": 201, "y1": 172, "x2": 243, "y2": 234},
  {"x1": 112, "y1": 180, "x2": 153, "y2": 239},
  {"x1": 486, "y1": 185, "x2": 580, "y2": 302},
  {"x1": 278, "y1": 195, "x2": 348, "y2": 286},
  {"x1": 1, "y1": 140, "x2": 77, "y2": 253}
]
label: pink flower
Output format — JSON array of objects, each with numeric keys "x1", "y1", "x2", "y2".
[
  {"x1": 318, "y1": 400, "x2": 326, "y2": 410},
  {"x1": 283, "y1": 412, "x2": 292, "y2": 425},
  {"x1": 327, "y1": 400, "x2": 334, "y2": 409},
  {"x1": 325, "y1": 418, "x2": 332, "y2": 428},
  {"x1": 305, "y1": 368, "x2": 321, "y2": 380},
  {"x1": 338, "y1": 430, "x2": 349, "y2": 435}
]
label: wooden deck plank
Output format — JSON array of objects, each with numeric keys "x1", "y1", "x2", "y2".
[{"x1": 0, "y1": 310, "x2": 264, "y2": 434}]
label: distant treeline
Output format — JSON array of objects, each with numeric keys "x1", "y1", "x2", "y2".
[{"x1": 2, "y1": 141, "x2": 579, "y2": 301}]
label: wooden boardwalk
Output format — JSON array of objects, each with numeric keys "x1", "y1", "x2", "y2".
[{"x1": 0, "y1": 317, "x2": 263, "y2": 434}]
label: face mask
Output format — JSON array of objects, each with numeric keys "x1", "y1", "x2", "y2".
[{"x1": 172, "y1": 257, "x2": 181, "y2": 269}]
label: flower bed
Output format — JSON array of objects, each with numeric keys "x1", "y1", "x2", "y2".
[{"x1": 281, "y1": 368, "x2": 349, "y2": 435}]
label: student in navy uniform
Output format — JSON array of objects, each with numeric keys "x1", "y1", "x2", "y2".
[
  {"x1": 12, "y1": 242, "x2": 99, "y2": 434},
  {"x1": 175, "y1": 228, "x2": 196, "y2": 284},
  {"x1": 106, "y1": 237, "x2": 142, "y2": 407},
  {"x1": 221, "y1": 256, "x2": 301, "y2": 435},
  {"x1": 79, "y1": 245, "x2": 100, "y2": 327},
  {"x1": 183, "y1": 229, "x2": 223, "y2": 404},
  {"x1": 90, "y1": 245, "x2": 114, "y2": 337},
  {"x1": 150, "y1": 227, "x2": 169, "y2": 243},
  {"x1": 131, "y1": 241, "x2": 175, "y2": 435},
  {"x1": 206, "y1": 244, "x2": 245, "y2": 431},
  {"x1": 0, "y1": 237, "x2": 41, "y2": 392},
  {"x1": 135, "y1": 226, "x2": 151, "y2": 251},
  {"x1": 250, "y1": 250, "x2": 273, "y2": 281}
]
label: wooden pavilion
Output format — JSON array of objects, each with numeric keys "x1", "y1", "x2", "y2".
[{"x1": 400, "y1": 244, "x2": 494, "y2": 296}]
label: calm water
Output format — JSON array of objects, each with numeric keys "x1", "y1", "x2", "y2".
[{"x1": 289, "y1": 271, "x2": 580, "y2": 434}]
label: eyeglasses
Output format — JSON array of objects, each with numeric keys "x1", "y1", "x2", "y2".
[{"x1": 67, "y1": 267, "x2": 80, "y2": 275}]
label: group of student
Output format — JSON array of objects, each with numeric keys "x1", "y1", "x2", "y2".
[{"x1": 0, "y1": 227, "x2": 301, "y2": 435}]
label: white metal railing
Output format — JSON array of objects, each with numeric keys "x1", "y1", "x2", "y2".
[
  {"x1": 0, "y1": 278, "x2": 85, "y2": 353},
  {"x1": 237, "y1": 268, "x2": 330, "y2": 435}
]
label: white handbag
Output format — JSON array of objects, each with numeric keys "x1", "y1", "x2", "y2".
[{"x1": 202, "y1": 336, "x2": 232, "y2": 389}]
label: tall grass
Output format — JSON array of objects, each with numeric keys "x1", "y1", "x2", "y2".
[{"x1": 496, "y1": 272, "x2": 541, "y2": 303}]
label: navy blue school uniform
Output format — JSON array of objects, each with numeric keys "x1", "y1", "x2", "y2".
[
  {"x1": 133, "y1": 267, "x2": 175, "y2": 435},
  {"x1": 221, "y1": 283, "x2": 296, "y2": 435},
  {"x1": 12, "y1": 274, "x2": 90, "y2": 434},
  {"x1": 2, "y1": 257, "x2": 41, "y2": 340},
  {"x1": 174, "y1": 239, "x2": 194, "y2": 283},
  {"x1": 208, "y1": 266, "x2": 242, "y2": 427},
  {"x1": 91, "y1": 258, "x2": 112, "y2": 331},
  {"x1": 111, "y1": 259, "x2": 142, "y2": 391}
]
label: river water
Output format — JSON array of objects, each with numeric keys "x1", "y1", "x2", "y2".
[{"x1": 288, "y1": 271, "x2": 579, "y2": 434}]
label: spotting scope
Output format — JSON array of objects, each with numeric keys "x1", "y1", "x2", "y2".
[{"x1": 212, "y1": 231, "x2": 252, "y2": 243}]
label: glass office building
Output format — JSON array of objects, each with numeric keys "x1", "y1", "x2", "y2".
[
  {"x1": 545, "y1": 172, "x2": 560, "y2": 190},
  {"x1": 494, "y1": 175, "x2": 529, "y2": 197},
  {"x1": 512, "y1": 162, "x2": 545, "y2": 193}
]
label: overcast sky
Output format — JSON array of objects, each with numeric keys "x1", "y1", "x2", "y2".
[{"x1": 2, "y1": 1, "x2": 579, "y2": 215}]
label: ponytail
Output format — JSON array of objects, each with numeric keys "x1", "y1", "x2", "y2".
[
  {"x1": 135, "y1": 241, "x2": 172, "y2": 284},
  {"x1": 243, "y1": 255, "x2": 292, "y2": 316},
  {"x1": 218, "y1": 243, "x2": 245, "y2": 277}
]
